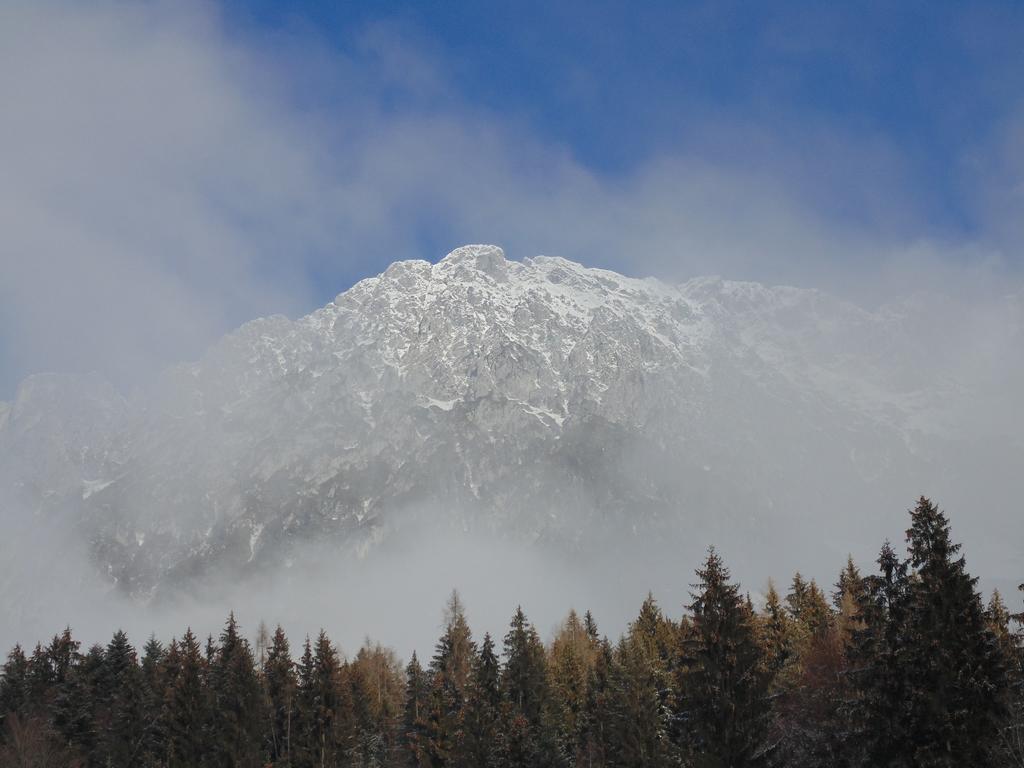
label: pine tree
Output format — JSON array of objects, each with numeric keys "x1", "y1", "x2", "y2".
[{"x1": 677, "y1": 547, "x2": 770, "y2": 767}]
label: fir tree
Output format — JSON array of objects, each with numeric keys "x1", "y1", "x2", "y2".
[{"x1": 677, "y1": 547, "x2": 771, "y2": 767}]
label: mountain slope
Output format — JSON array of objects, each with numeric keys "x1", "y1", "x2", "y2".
[{"x1": 1, "y1": 245, "x2": 1020, "y2": 597}]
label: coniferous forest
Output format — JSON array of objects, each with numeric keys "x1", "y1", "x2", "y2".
[{"x1": 1, "y1": 497, "x2": 1022, "y2": 768}]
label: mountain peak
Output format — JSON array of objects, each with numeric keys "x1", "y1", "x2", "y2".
[{"x1": 438, "y1": 244, "x2": 507, "y2": 277}]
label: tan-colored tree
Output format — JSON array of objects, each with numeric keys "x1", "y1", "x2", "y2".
[{"x1": 0, "y1": 713, "x2": 83, "y2": 768}]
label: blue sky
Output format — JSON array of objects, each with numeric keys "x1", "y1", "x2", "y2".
[
  {"x1": 1, "y1": 1, "x2": 1023, "y2": 394},
  {"x1": 219, "y1": 0, "x2": 1024, "y2": 240}
]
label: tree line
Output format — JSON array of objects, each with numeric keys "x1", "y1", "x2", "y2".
[{"x1": 1, "y1": 497, "x2": 1022, "y2": 767}]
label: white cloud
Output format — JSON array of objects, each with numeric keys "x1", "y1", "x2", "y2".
[{"x1": 4, "y1": 0, "x2": 1021, "y2": 399}]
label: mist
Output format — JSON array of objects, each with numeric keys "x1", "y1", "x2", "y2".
[{"x1": 1, "y1": 0, "x2": 1023, "y2": 662}]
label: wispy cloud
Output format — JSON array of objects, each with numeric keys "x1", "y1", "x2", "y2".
[{"x1": 3, "y1": 1, "x2": 1022, "y2": 397}]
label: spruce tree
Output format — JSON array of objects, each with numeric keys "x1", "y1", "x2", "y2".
[
  {"x1": 93, "y1": 629, "x2": 148, "y2": 767},
  {"x1": 494, "y1": 606, "x2": 555, "y2": 768},
  {"x1": 165, "y1": 628, "x2": 211, "y2": 768},
  {"x1": 607, "y1": 634, "x2": 673, "y2": 767},
  {"x1": 44, "y1": 626, "x2": 87, "y2": 754},
  {"x1": 264, "y1": 625, "x2": 296, "y2": 765},
  {"x1": 758, "y1": 581, "x2": 792, "y2": 675},
  {"x1": 832, "y1": 556, "x2": 864, "y2": 610},
  {"x1": 209, "y1": 613, "x2": 262, "y2": 767},
  {"x1": 580, "y1": 637, "x2": 614, "y2": 768},
  {"x1": 403, "y1": 652, "x2": 430, "y2": 767},
  {"x1": 425, "y1": 590, "x2": 476, "y2": 766},
  {"x1": 677, "y1": 547, "x2": 770, "y2": 767},
  {"x1": 899, "y1": 497, "x2": 1009, "y2": 766},
  {"x1": 0, "y1": 644, "x2": 29, "y2": 731},
  {"x1": 302, "y1": 630, "x2": 342, "y2": 768},
  {"x1": 139, "y1": 635, "x2": 168, "y2": 767},
  {"x1": 1000, "y1": 583, "x2": 1024, "y2": 766},
  {"x1": 786, "y1": 575, "x2": 832, "y2": 640},
  {"x1": 844, "y1": 540, "x2": 908, "y2": 766},
  {"x1": 459, "y1": 632, "x2": 501, "y2": 768}
]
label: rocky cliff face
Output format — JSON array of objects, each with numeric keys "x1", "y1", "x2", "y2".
[{"x1": 2, "y1": 245, "x2": 1019, "y2": 597}]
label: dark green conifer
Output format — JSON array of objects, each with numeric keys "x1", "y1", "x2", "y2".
[
  {"x1": 264, "y1": 625, "x2": 296, "y2": 764},
  {"x1": 425, "y1": 590, "x2": 476, "y2": 766},
  {"x1": 403, "y1": 651, "x2": 430, "y2": 767},
  {"x1": 832, "y1": 555, "x2": 863, "y2": 610},
  {"x1": 900, "y1": 497, "x2": 1008, "y2": 766},
  {"x1": 677, "y1": 547, "x2": 770, "y2": 767},
  {"x1": 494, "y1": 606, "x2": 556, "y2": 768},
  {"x1": 459, "y1": 632, "x2": 501, "y2": 768},
  {"x1": 165, "y1": 628, "x2": 211, "y2": 768},
  {"x1": 209, "y1": 613, "x2": 262, "y2": 767}
]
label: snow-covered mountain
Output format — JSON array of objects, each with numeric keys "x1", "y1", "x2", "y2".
[{"x1": 2, "y1": 245, "x2": 1021, "y2": 597}]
